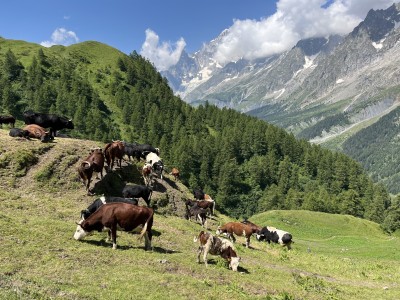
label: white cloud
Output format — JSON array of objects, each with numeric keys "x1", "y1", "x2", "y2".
[
  {"x1": 140, "y1": 29, "x2": 186, "y2": 71},
  {"x1": 214, "y1": 0, "x2": 393, "y2": 64},
  {"x1": 41, "y1": 27, "x2": 79, "y2": 47}
]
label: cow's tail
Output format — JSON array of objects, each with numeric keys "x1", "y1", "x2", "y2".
[{"x1": 139, "y1": 209, "x2": 154, "y2": 240}]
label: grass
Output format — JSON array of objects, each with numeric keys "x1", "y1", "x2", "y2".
[{"x1": 0, "y1": 128, "x2": 399, "y2": 299}]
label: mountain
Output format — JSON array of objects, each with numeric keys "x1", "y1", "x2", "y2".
[{"x1": 162, "y1": 3, "x2": 400, "y2": 193}]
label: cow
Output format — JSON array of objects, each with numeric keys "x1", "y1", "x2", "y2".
[
  {"x1": 185, "y1": 205, "x2": 208, "y2": 228},
  {"x1": 194, "y1": 231, "x2": 241, "y2": 271},
  {"x1": 256, "y1": 226, "x2": 294, "y2": 250},
  {"x1": 136, "y1": 144, "x2": 160, "y2": 158},
  {"x1": 193, "y1": 188, "x2": 205, "y2": 200},
  {"x1": 80, "y1": 196, "x2": 138, "y2": 220},
  {"x1": 142, "y1": 163, "x2": 153, "y2": 186},
  {"x1": 216, "y1": 222, "x2": 253, "y2": 248},
  {"x1": 185, "y1": 199, "x2": 215, "y2": 216},
  {"x1": 9, "y1": 128, "x2": 30, "y2": 139},
  {"x1": 122, "y1": 142, "x2": 160, "y2": 161},
  {"x1": 169, "y1": 167, "x2": 180, "y2": 181},
  {"x1": 104, "y1": 140, "x2": 125, "y2": 171},
  {"x1": 0, "y1": 115, "x2": 16, "y2": 128},
  {"x1": 122, "y1": 141, "x2": 140, "y2": 161},
  {"x1": 23, "y1": 110, "x2": 74, "y2": 137},
  {"x1": 77, "y1": 147, "x2": 105, "y2": 195},
  {"x1": 74, "y1": 202, "x2": 154, "y2": 250},
  {"x1": 145, "y1": 152, "x2": 164, "y2": 180},
  {"x1": 241, "y1": 220, "x2": 262, "y2": 235},
  {"x1": 122, "y1": 184, "x2": 152, "y2": 207},
  {"x1": 23, "y1": 124, "x2": 52, "y2": 143}
]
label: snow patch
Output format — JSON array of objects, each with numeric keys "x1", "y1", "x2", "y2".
[
  {"x1": 336, "y1": 78, "x2": 344, "y2": 84},
  {"x1": 293, "y1": 55, "x2": 317, "y2": 78},
  {"x1": 372, "y1": 38, "x2": 385, "y2": 50},
  {"x1": 273, "y1": 88, "x2": 285, "y2": 99}
]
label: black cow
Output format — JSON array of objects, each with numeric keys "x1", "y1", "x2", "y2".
[
  {"x1": 122, "y1": 185, "x2": 152, "y2": 207},
  {"x1": 80, "y1": 196, "x2": 138, "y2": 220},
  {"x1": 122, "y1": 142, "x2": 160, "y2": 161},
  {"x1": 0, "y1": 115, "x2": 16, "y2": 128},
  {"x1": 122, "y1": 141, "x2": 140, "y2": 161},
  {"x1": 9, "y1": 128, "x2": 30, "y2": 138},
  {"x1": 23, "y1": 110, "x2": 74, "y2": 137},
  {"x1": 193, "y1": 188, "x2": 205, "y2": 200}
]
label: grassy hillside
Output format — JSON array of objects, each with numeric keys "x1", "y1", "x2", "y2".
[{"x1": 0, "y1": 129, "x2": 399, "y2": 300}]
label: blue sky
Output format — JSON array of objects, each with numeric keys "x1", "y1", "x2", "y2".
[{"x1": 0, "y1": 0, "x2": 395, "y2": 71}]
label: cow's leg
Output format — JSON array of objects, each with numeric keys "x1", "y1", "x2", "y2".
[
  {"x1": 144, "y1": 232, "x2": 152, "y2": 250},
  {"x1": 245, "y1": 236, "x2": 250, "y2": 248},
  {"x1": 197, "y1": 246, "x2": 203, "y2": 263},
  {"x1": 111, "y1": 226, "x2": 117, "y2": 249},
  {"x1": 229, "y1": 233, "x2": 236, "y2": 243}
]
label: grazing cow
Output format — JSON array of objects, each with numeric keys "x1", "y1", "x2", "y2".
[
  {"x1": 186, "y1": 199, "x2": 215, "y2": 216},
  {"x1": 23, "y1": 124, "x2": 52, "y2": 143},
  {"x1": 256, "y1": 226, "x2": 294, "y2": 250},
  {"x1": 9, "y1": 128, "x2": 30, "y2": 138},
  {"x1": 241, "y1": 220, "x2": 262, "y2": 235},
  {"x1": 80, "y1": 196, "x2": 138, "y2": 220},
  {"x1": 194, "y1": 231, "x2": 240, "y2": 271},
  {"x1": 185, "y1": 205, "x2": 208, "y2": 228},
  {"x1": 142, "y1": 163, "x2": 153, "y2": 186},
  {"x1": 0, "y1": 115, "x2": 16, "y2": 128},
  {"x1": 136, "y1": 144, "x2": 160, "y2": 158},
  {"x1": 122, "y1": 184, "x2": 152, "y2": 207},
  {"x1": 216, "y1": 222, "x2": 253, "y2": 248},
  {"x1": 23, "y1": 110, "x2": 74, "y2": 137},
  {"x1": 74, "y1": 202, "x2": 154, "y2": 250},
  {"x1": 145, "y1": 152, "x2": 164, "y2": 180},
  {"x1": 122, "y1": 142, "x2": 160, "y2": 161},
  {"x1": 169, "y1": 167, "x2": 180, "y2": 181},
  {"x1": 104, "y1": 140, "x2": 125, "y2": 171},
  {"x1": 77, "y1": 147, "x2": 105, "y2": 195}
]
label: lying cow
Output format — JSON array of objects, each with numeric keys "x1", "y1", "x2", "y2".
[
  {"x1": 185, "y1": 205, "x2": 208, "y2": 228},
  {"x1": 74, "y1": 202, "x2": 154, "y2": 250},
  {"x1": 122, "y1": 184, "x2": 152, "y2": 207},
  {"x1": 256, "y1": 226, "x2": 294, "y2": 250},
  {"x1": 9, "y1": 128, "x2": 30, "y2": 139},
  {"x1": 186, "y1": 199, "x2": 215, "y2": 216},
  {"x1": 0, "y1": 115, "x2": 16, "y2": 128},
  {"x1": 80, "y1": 196, "x2": 138, "y2": 220},
  {"x1": 194, "y1": 231, "x2": 240, "y2": 271},
  {"x1": 23, "y1": 110, "x2": 74, "y2": 137},
  {"x1": 216, "y1": 222, "x2": 253, "y2": 248},
  {"x1": 78, "y1": 148, "x2": 105, "y2": 195},
  {"x1": 23, "y1": 124, "x2": 52, "y2": 142}
]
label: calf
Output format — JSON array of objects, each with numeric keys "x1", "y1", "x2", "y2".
[
  {"x1": 74, "y1": 202, "x2": 153, "y2": 250},
  {"x1": 216, "y1": 222, "x2": 253, "y2": 248},
  {"x1": 23, "y1": 124, "x2": 52, "y2": 142},
  {"x1": 104, "y1": 140, "x2": 125, "y2": 171},
  {"x1": 122, "y1": 184, "x2": 152, "y2": 207},
  {"x1": 169, "y1": 167, "x2": 180, "y2": 181},
  {"x1": 9, "y1": 128, "x2": 30, "y2": 139},
  {"x1": 185, "y1": 205, "x2": 208, "y2": 228},
  {"x1": 80, "y1": 196, "x2": 138, "y2": 220},
  {"x1": 186, "y1": 199, "x2": 215, "y2": 216},
  {"x1": 142, "y1": 163, "x2": 153, "y2": 186},
  {"x1": 77, "y1": 148, "x2": 105, "y2": 195},
  {"x1": 0, "y1": 115, "x2": 16, "y2": 128},
  {"x1": 194, "y1": 231, "x2": 240, "y2": 271},
  {"x1": 256, "y1": 226, "x2": 294, "y2": 250}
]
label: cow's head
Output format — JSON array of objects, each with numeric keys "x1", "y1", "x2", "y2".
[
  {"x1": 40, "y1": 132, "x2": 52, "y2": 143},
  {"x1": 66, "y1": 119, "x2": 74, "y2": 129},
  {"x1": 230, "y1": 256, "x2": 241, "y2": 272},
  {"x1": 256, "y1": 233, "x2": 265, "y2": 241},
  {"x1": 73, "y1": 221, "x2": 89, "y2": 240}
]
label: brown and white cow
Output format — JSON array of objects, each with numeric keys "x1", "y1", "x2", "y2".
[
  {"x1": 77, "y1": 147, "x2": 105, "y2": 195},
  {"x1": 74, "y1": 202, "x2": 154, "y2": 250},
  {"x1": 241, "y1": 219, "x2": 262, "y2": 235},
  {"x1": 194, "y1": 231, "x2": 240, "y2": 271},
  {"x1": 216, "y1": 222, "x2": 253, "y2": 248},
  {"x1": 104, "y1": 140, "x2": 125, "y2": 171},
  {"x1": 23, "y1": 124, "x2": 52, "y2": 142},
  {"x1": 142, "y1": 162, "x2": 153, "y2": 186},
  {"x1": 169, "y1": 167, "x2": 180, "y2": 181}
]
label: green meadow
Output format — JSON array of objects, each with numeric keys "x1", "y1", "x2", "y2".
[{"x1": 0, "y1": 129, "x2": 399, "y2": 300}]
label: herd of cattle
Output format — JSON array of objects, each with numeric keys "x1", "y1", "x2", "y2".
[{"x1": 1, "y1": 111, "x2": 294, "y2": 272}]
